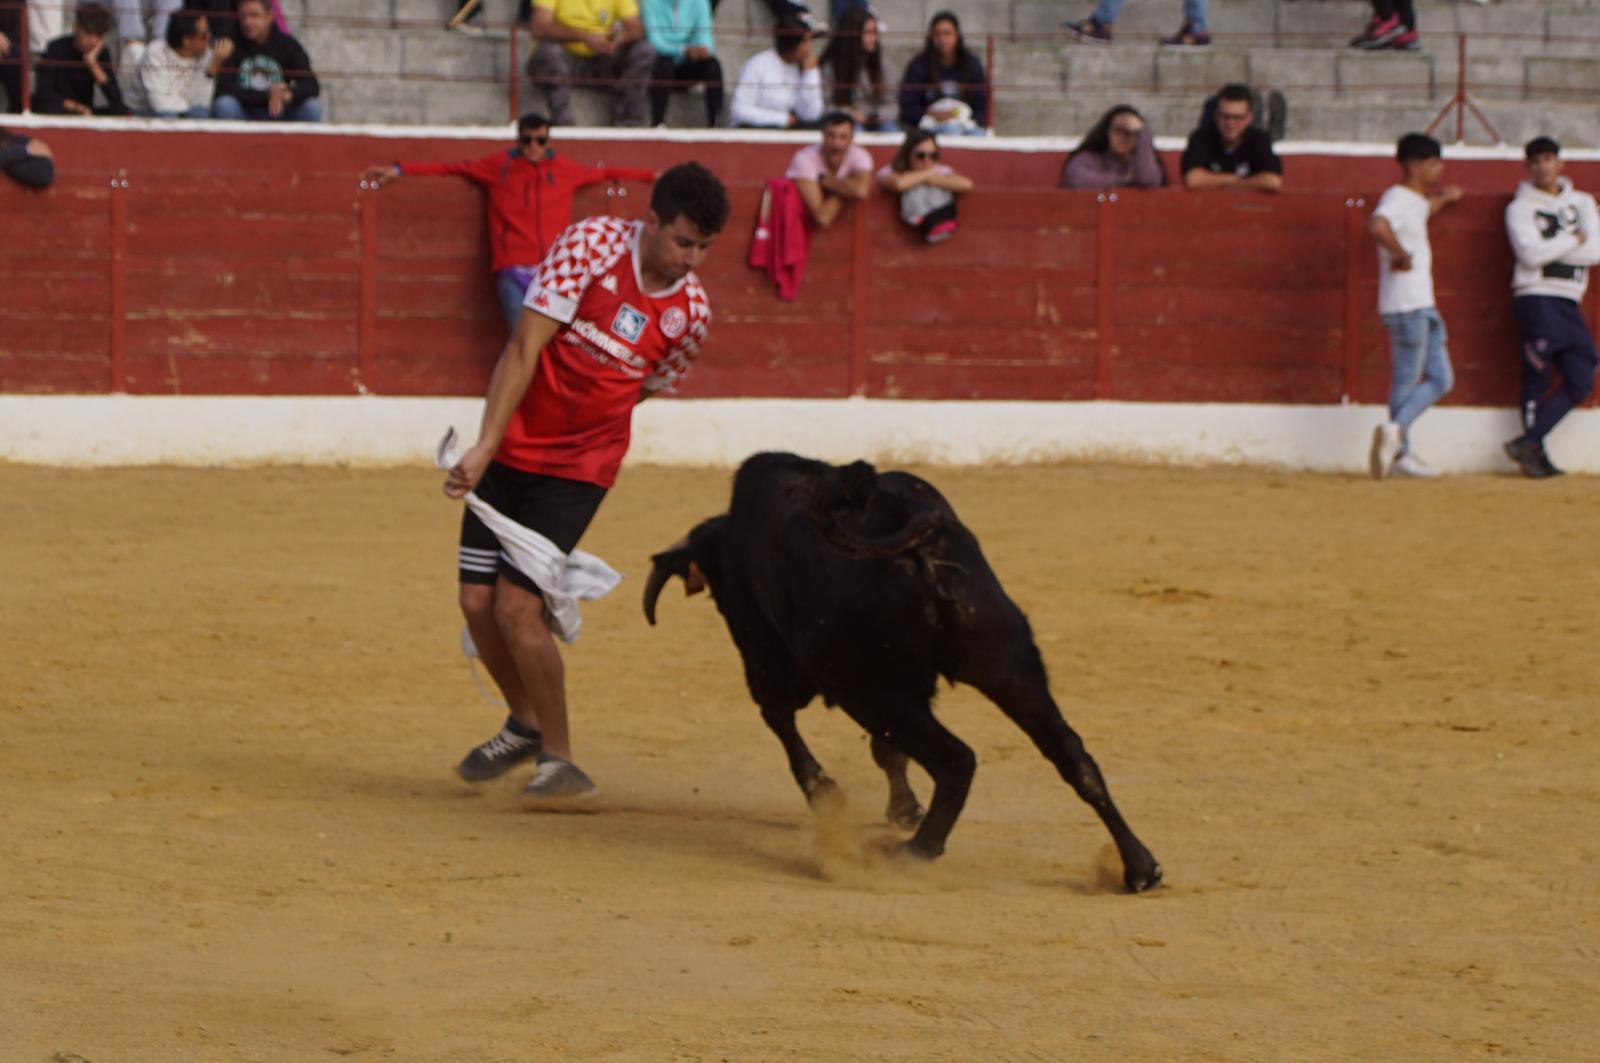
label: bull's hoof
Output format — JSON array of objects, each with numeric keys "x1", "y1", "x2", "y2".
[
  {"x1": 899, "y1": 837, "x2": 944, "y2": 861},
  {"x1": 805, "y1": 776, "x2": 846, "y2": 813},
  {"x1": 886, "y1": 799, "x2": 925, "y2": 832},
  {"x1": 1125, "y1": 858, "x2": 1164, "y2": 894}
]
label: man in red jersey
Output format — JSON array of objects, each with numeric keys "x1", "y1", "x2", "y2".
[
  {"x1": 361, "y1": 112, "x2": 655, "y2": 333},
  {"x1": 443, "y1": 161, "x2": 729, "y2": 801}
]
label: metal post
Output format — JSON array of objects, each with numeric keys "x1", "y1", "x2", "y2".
[
  {"x1": 357, "y1": 184, "x2": 379, "y2": 392},
  {"x1": 1094, "y1": 192, "x2": 1116, "y2": 399},
  {"x1": 19, "y1": 2, "x2": 31, "y2": 114},
  {"x1": 109, "y1": 173, "x2": 129, "y2": 392},
  {"x1": 848, "y1": 202, "x2": 868, "y2": 397},
  {"x1": 984, "y1": 34, "x2": 994, "y2": 132},
  {"x1": 1341, "y1": 197, "x2": 1367, "y2": 403}
]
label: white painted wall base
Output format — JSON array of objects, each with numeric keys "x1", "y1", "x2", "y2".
[{"x1": 1, "y1": 395, "x2": 1592, "y2": 475}]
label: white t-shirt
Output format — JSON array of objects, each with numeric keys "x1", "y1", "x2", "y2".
[{"x1": 1372, "y1": 184, "x2": 1435, "y2": 315}]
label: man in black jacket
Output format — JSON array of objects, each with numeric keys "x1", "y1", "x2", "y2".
[
  {"x1": 30, "y1": 2, "x2": 131, "y2": 116},
  {"x1": 212, "y1": 0, "x2": 322, "y2": 121}
]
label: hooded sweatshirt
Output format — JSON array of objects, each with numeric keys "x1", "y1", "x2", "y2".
[{"x1": 1505, "y1": 176, "x2": 1600, "y2": 302}]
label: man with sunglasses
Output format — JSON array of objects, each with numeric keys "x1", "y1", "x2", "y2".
[{"x1": 362, "y1": 112, "x2": 655, "y2": 332}]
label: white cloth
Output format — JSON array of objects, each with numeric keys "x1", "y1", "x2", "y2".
[
  {"x1": 1372, "y1": 184, "x2": 1435, "y2": 316},
  {"x1": 1505, "y1": 176, "x2": 1600, "y2": 302},
  {"x1": 435, "y1": 428, "x2": 621, "y2": 644},
  {"x1": 729, "y1": 48, "x2": 823, "y2": 129},
  {"x1": 127, "y1": 39, "x2": 213, "y2": 116}
]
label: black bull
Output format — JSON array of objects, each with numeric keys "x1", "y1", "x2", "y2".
[{"x1": 644, "y1": 453, "x2": 1162, "y2": 893}]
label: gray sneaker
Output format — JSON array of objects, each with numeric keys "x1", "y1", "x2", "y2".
[
  {"x1": 522, "y1": 755, "x2": 598, "y2": 801},
  {"x1": 456, "y1": 722, "x2": 541, "y2": 782}
]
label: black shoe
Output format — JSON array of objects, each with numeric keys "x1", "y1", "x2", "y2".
[
  {"x1": 456, "y1": 721, "x2": 542, "y2": 781},
  {"x1": 1504, "y1": 435, "x2": 1561, "y2": 479}
]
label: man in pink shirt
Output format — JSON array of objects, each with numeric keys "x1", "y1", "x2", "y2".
[{"x1": 783, "y1": 111, "x2": 874, "y2": 229}]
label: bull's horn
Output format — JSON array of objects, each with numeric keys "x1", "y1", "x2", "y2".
[{"x1": 642, "y1": 560, "x2": 672, "y2": 626}]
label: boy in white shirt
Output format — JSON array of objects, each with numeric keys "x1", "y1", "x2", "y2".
[
  {"x1": 1366, "y1": 132, "x2": 1463, "y2": 478},
  {"x1": 729, "y1": 13, "x2": 823, "y2": 129},
  {"x1": 1501, "y1": 136, "x2": 1600, "y2": 478}
]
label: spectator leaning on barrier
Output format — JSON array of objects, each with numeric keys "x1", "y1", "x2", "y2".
[
  {"x1": 212, "y1": 0, "x2": 320, "y2": 121},
  {"x1": 1180, "y1": 83, "x2": 1280, "y2": 193},
  {"x1": 728, "y1": 12, "x2": 822, "y2": 130},
  {"x1": 1366, "y1": 133, "x2": 1463, "y2": 480},
  {"x1": 876, "y1": 129, "x2": 972, "y2": 244},
  {"x1": 784, "y1": 109, "x2": 871, "y2": 229},
  {"x1": 1060, "y1": 104, "x2": 1166, "y2": 189},
  {"x1": 0, "y1": 126, "x2": 54, "y2": 188},
  {"x1": 31, "y1": 2, "x2": 130, "y2": 116},
  {"x1": 821, "y1": 4, "x2": 894, "y2": 133},
  {"x1": 362, "y1": 113, "x2": 655, "y2": 333},
  {"x1": 1502, "y1": 136, "x2": 1600, "y2": 479},
  {"x1": 1065, "y1": 0, "x2": 1211, "y2": 47},
  {"x1": 897, "y1": 11, "x2": 987, "y2": 135},
  {"x1": 527, "y1": 0, "x2": 654, "y2": 128},
  {"x1": 127, "y1": 11, "x2": 227, "y2": 117},
  {"x1": 639, "y1": 0, "x2": 722, "y2": 127}
]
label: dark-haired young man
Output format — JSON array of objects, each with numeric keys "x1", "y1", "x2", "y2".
[
  {"x1": 361, "y1": 113, "x2": 654, "y2": 332},
  {"x1": 1502, "y1": 136, "x2": 1600, "y2": 478},
  {"x1": 1366, "y1": 132, "x2": 1463, "y2": 479},
  {"x1": 30, "y1": 2, "x2": 130, "y2": 116},
  {"x1": 442, "y1": 162, "x2": 730, "y2": 801},
  {"x1": 211, "y1": 0, "x2": 320, "y2": 121},
  {"x1": 1181, "y1": 82, "x2": 1281, "y2": 193},
  {"x1": 785, "y1": 110, "x2": 872, "y2": 229}
]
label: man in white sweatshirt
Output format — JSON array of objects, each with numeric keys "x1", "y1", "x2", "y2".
[
  {"x1": 126, "y1": 11, "x2": 228, "y2": 117},
  {"x1": 729, "y1": 12, "x2": 823, "y2": 129},
  {"x1": 1502, "y1": 136, "x2": 1600, "y2": 479}
]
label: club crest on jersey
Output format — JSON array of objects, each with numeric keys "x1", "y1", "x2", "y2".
[
  {"x1": 611, "y1": 304, "x2": 649, "y2": 343},
  {"x1": 659, "y1": 306, "x2": 688, "y2": 340}
]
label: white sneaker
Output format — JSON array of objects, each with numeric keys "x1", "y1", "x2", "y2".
[
  {"x1": 1392, "y1": 452, "x2": 1440, "y2": 478},
  {"x1": 1369, "y1": 421, "x2": 1402, "y2": 479}
]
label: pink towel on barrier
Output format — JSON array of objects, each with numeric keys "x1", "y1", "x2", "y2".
[{"x1": 748, "y1": 178, "x2": 810, "y2": 301}]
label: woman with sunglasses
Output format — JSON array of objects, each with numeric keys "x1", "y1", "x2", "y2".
[
  {"x1": 1059, "y1": 104, "x2": 1167, "y2": 189},
  {"x1": 876, "y1": 129, "x2": 973, "y2": 244}
]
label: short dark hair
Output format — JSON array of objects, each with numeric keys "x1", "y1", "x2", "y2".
[
  {"x1": 774, "y1": 12, "x2": 810, "y2": 57},
  {"x1": 651, "y1": 162, "x2": 729, "y2": 236},
  {"x1": 165, "y1": 11, "x2": 207, "y2": 49},
  {"x1": 821, "y1": 110, "x2": 854, "y2": 130},
  {"x1": 1216, "y1": 83, "x2": 1253, "y2": 107},
  {"x1": 1524, "y1": 136, "x2": 1560, "y2": 159},
  {"x1": 75, "y1": 2, "x2": 112, "y2": 36},
  {"x1": 1396, "y1": 132, "x2": 1441, "y2": 163},
  {"x1": 517, "y1": 111, "x2": 551, "y2": 132}
]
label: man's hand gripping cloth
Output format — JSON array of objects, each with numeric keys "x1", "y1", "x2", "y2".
[{"x1": 436, "y1": 428, "x2": 622, "y2": 643}]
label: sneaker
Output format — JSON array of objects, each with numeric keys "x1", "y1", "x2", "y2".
[
  {"x1": 1507, "y1": 436, "x2": 1563, "y2": 478},
  {"x1": 1385, "y1": 30, "x2": 1420, "y2": 51},
  {"x1": 456, "y1": 721, "x2": 542, "y2": 782},
  {"x1": 449, "y1": 18, "x2": 487, "y2": 35},
  {"x1": 925, "y1": 219, "x2": 956, "y2": 244},
  {"x1": 1357, "y1": 16, "x2": 1404, "y2": 49},
  {"x1": 522, "y1": 755, "x2": 598, "y2": 801},
  {"x1": 1353, "y1": 14, "x2": 1400, "y2": 48},
  {"x1": 1063, "y1": 17, "x2": 1113, "y2": 45},
  {"x1": 1392, "y1": 452, "x2": 1440, "y2": 478},
  {"x1": 1160, "y1": 23, "x2": 1212, "y2": 47},
  {"x1": 1369, "y1": 421, "x2": 1402, "y2": 479}
]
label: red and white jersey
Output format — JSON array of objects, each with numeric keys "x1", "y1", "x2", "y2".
[{"x1": 499, "y1": 216, "x2": 711, "y2": 487}]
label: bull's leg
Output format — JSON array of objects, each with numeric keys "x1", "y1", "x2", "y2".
[
  {"x1": 758, "y1": 702, "x2": 837, "y2": 809},
  {"x1": 869, "y1": 735, "x2": 925, "y2": 830},
  {"x1": 970, "y1": 646, "x2": 1162, "y2": 893},
  {"x1": 849, "y1": 706, "x2": 975, "y2": 860}
]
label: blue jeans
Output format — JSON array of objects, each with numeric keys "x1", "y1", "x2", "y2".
[
  {"x1": 496, "y1": 268, "x2": 535, "y2": 333},
  {"x1": 211, "y1": 95, "x2": 325, "y2": 122},
  {"x1": 1093, "y1": 0, "x2": 1208, "y2": 30},
  {"x1": 1381, "y1": 306, "x2": 1454, "y2": 450}
]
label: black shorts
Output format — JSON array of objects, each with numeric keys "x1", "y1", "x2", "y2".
[{"x1": 458, "y1": 461, "x2": 608, "y2": 593}]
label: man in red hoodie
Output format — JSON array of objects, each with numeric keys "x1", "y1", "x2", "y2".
[{"x1": 362, "y1": 112, "x2": 654, "y2": 331}]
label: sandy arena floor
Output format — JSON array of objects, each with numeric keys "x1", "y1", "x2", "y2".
[{"x1": 1, "y1": 461, "x2": 1596, "y2": 1061}]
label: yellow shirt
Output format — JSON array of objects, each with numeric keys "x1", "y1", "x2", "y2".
[{"x1": 535, "y1": 0, "x2": 639, "y2": 58}]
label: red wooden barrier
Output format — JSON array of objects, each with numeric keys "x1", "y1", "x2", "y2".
[{"x1": 3, "y1": 130, "x2": 1597, "y2": 411}]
